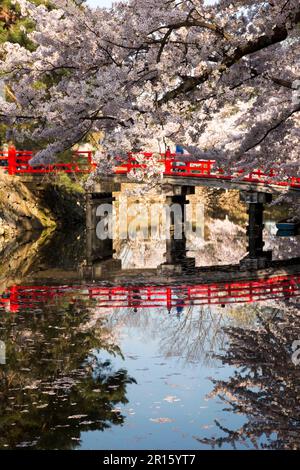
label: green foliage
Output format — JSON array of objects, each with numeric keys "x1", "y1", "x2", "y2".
[
  {"x1": 53, "y1": 173, "x2": 85, "y2": 194},
  {"x1": 0, "y1": 1, "x2": 51, "y2": 48}
]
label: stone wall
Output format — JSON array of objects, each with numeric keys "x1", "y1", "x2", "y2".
[{"x1": 0, "y1": 171, "x2": 57, "y2": 251}]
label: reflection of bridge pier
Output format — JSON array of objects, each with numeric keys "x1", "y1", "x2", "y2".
[{"x1": 240, "y1": 191, "x2": 273, "y2": 270}]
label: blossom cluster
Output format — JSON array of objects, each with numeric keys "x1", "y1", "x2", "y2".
[{"x1": 0, "y1": 0, "x2": 299, "y2": 178}]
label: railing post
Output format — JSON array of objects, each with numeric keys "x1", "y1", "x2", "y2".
[
  {"x1": 87, "y1": 151, "x2": 93, "y2": 166},
  {"x1": 165, "y1": 147, "x2": 172, "y2": 174},
  {"x1": 87, "y1": 151, "x2": 96, "y2": 171},
  {"x1": 9, "y1": 285, "x2": 19, "y2": 313},
  {"x1": 127, "y1": 152, "x2": 133, "y2": 172},
  {"x1": 8, "y1": 146, "x2": 16, "y2": 175},
  {"x1": 166, "y1": 287, "x2": 172, "y2": 312}
]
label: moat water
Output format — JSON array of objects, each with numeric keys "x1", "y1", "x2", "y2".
[{"x1": 0, "y1": 189, "x2": 299, "y2": 449}]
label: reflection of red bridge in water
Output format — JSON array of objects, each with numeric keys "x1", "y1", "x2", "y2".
[
  {"x1": 1, "y1": 273, "x2": 299, "y2": 313},
  {"x1": 1, "y1": 148, "x2": 300, "y2": 190}
]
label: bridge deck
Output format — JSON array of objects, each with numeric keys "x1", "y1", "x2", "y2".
[{"x1": 97, "y1": 174, "x2": 300, "y2": 195}]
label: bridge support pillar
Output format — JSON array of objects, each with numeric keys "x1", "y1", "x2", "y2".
[
  {"x1": 239, "y1": 191, "x2": 273, "y2": 270},
  {"x1": 85, "y1": 186, "x2": 120, "y2": 265},
  {"x1": 159, "y1": 189, "x2": 195, "y2": 274}
]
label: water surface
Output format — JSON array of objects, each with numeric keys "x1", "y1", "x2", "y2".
[{"x1": 0, "y1": 189, "x2": 299, "y2": 450}]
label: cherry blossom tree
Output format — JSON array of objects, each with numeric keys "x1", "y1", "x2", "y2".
[{"x1": 0, "y1": 0, "x2": 299, "y2": 177}]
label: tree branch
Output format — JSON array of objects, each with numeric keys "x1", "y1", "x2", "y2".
[
  {"x1": 244, "y1": 104, "x2": 300, "y2": 153},
  {"x1": 158, "y1": 14, "x2": 300, "y2": 105}
]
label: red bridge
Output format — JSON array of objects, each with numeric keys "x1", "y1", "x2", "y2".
[
  {"x1": 1, "y1": 273, "x2": 299, "y2": 313},
  {"x1": 114, "y1": 150, "x2": 300, "y2": 190},
  {"x1": 0, "y1": 147, "x2": 95, "y2": 174},
  {"x1": 1, "y1": 147, "x2": 300, "y2": 190}
]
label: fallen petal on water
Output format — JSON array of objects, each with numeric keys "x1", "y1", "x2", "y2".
[{"x1": 150, "y1": 417, "x2": 175, "y2": 423}]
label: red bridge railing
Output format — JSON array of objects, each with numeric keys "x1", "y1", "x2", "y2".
[
  {"x1": 0, "y1": 147, "x2": 96, "y2": 175},
  {"x1": 114, "y1": 150, "x2": 300, "y2": 189},
  {"x1": 1, "y1": 273, "x2": 299, "y2": 313},
  {"x1": 1, "y1": 147, "x2": 299, "y2": 189}
]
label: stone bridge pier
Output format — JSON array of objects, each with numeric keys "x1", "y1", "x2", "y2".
[
  {"x1": 83, "y1": 180, "x2": 275, "y2": 276},
  {"x1": 84, "y1": 183, "x2": 198, "y2": 276},
  {"x1": 240, "y1": 191, "x2": 273, "y2": 270},
  {"x1": 83, "y1": 181, "x2": 122, "y2": 278},
  {"x1": 159, "y1": 185, "x2": 196, "y2": 274}
]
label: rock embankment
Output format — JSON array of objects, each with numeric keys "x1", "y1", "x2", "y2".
[
  {"x1": 0, "y1": 171, "x2": 56, "y2": 251},
  {"x1": 0, "y1": 171, "x2": 84, "y2": 252}
]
